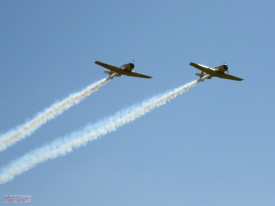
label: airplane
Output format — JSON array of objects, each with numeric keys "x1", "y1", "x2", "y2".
[
  {"x1": 189, "y1": 62, "x2": 244, "y2": 81},
  {"x1": 95, "y1": 61, "x2": 152, "y2": 80}
]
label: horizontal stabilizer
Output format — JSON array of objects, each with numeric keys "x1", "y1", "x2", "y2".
[
  {"x1": 104, "y1": 71, "x2": 113, "y2": 75},
  {"x1": 195, "y1": 72, "x2": 204, "y2": 78}
]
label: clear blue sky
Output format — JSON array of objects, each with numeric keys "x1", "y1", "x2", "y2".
[{"x1": 1, "y1": 0, "x2": 275, "y2": 205}]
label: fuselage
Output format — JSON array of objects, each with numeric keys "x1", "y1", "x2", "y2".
[
  {"x1": 108, "y1": 72, "x2": 121, "y2": 80},
  {"x1": 107, "y1": 63, "x2": 135, "y2": 80}
]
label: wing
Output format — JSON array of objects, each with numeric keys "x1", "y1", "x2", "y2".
[
  {"x1": 95, "y1": 61, "x2": 152, "y2": 79},
  {"x1": 215, "y1": 73, "x2": 243, "y2": 81},
  {"x1": 189, "y1": 62, "x2": 217, "y2": 76},
  {"x1": 123, "y1": 71, "x2": 152, "y2": 79},
  {"x1": 95, "y1": 61, "x2": 124, "y2": 73}
]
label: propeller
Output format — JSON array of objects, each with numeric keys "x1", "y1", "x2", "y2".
[
  {"x1": 224, "y1": 64, "x2": 229, "y2": 73},
  {"x1": 129, "y1": 59, "x2": 135, "y2": 69},
  {"x1": 223, "y1": 61, "x2": 229, "y2": 73}
]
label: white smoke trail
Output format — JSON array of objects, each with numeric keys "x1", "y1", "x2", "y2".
[
  {"x1": 0, "y1": 78, "x2": 109, "y2": 151},
  {"x1": 0, "y1": 78, "x2": 205, "y2": 184}
]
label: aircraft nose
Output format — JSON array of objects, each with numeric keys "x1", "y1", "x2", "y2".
[
  {"x1": 224, "y1": 65, "x2": 228, "y2": 71},
  {"x1": 130, "y1": 63, "x2": 135, "y2": 69}
]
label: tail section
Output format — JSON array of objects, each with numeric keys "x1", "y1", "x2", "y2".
[
  {"x1": 195, "y1": 72, "x2": 205, "y2": 78},
  {"x1": 195, "y1": 72, "x2": 212, "y2": 81},
  {"x1": 104, "y1": 71, "x2": 114, "y2": 75}
]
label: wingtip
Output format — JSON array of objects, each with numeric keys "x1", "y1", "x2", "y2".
[{"x1": 236, "y1": 77, "x2": 244, "y2": 81}]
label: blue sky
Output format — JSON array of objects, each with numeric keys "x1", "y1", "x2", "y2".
[{"x1": 1, "y1": 0, "x2": 275, "y2": 205}]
